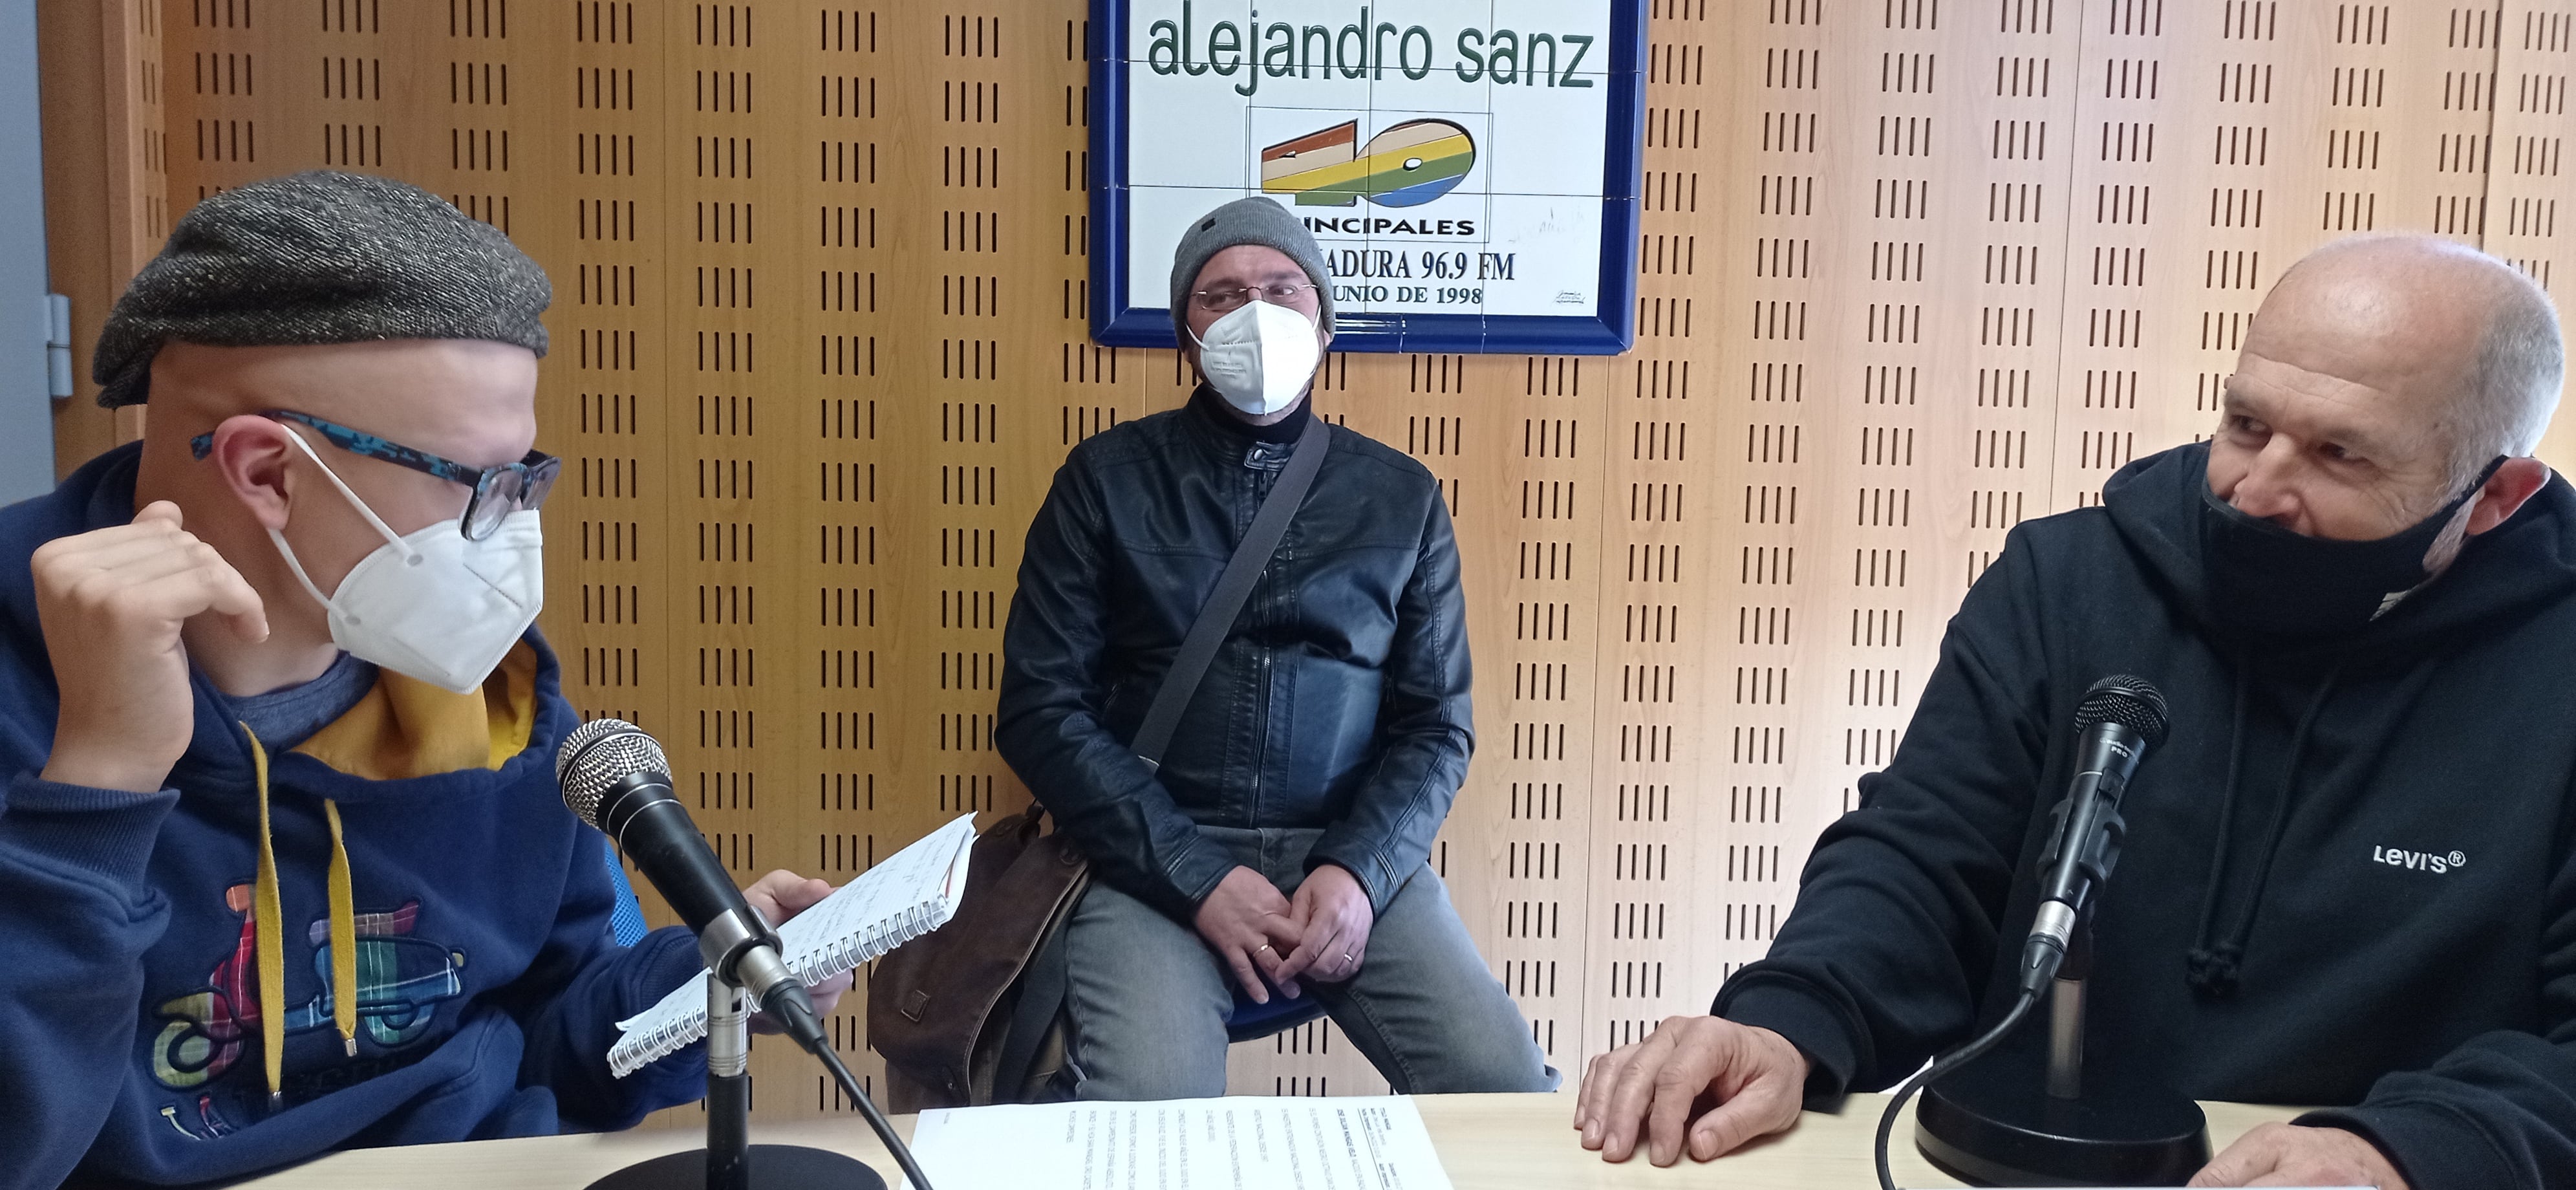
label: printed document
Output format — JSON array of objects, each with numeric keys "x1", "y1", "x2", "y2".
[{"x1": 901, "y1": 1095, "x2": 1453, "y2": 1190}]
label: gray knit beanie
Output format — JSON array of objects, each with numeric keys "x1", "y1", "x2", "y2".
[
  {"x1": 92, "y1": 170, "x2": 552, "y2": 406},
  {"x1": 1168, "y1": 197, "x2": 1336, "y2": 340}
]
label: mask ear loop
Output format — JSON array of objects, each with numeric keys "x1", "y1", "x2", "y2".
[
  {"x1": 274, "y1": 426, "x2": 422, "y2": 557},
  {"x1": 264, "y1": 426, "x2": 425, "y2": 623},
  {"x1": 265, "y1": 525, "x2": 344, "y2": 618}
]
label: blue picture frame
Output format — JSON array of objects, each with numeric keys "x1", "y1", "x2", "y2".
[{"x1": 1087, "y1": 1, "x2": 1648, "y2": 354}]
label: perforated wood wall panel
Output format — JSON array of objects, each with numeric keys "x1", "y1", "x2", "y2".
[{"x1": 129, "y1": 0, "x2": 2576, "y2": 1123}]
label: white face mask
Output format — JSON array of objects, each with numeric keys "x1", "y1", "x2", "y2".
[
  {"x1": 1189, "y1": 298, "x2": 1324, "y2": 416},
  {"x1": 267, "y1": 430, "x2": 544, "y2": 695}
]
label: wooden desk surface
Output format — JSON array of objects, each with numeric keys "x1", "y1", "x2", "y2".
[{"x1": 231, "y1": 1092, "x2": 2302, "y2": 1189}]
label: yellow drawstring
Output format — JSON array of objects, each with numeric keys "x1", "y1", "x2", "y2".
[
  {"x1": 323, "y1": 800, "x2": 358, "y2": 1057},
  {"x1": 246, "y1": 727, "x2": 285, "y2": 1109},
  {"x1": 244, "y1": 725, "x2": 362, "y2": 1109}
]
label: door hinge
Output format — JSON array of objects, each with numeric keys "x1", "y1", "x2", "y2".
[{"x1": 44, "y1": 294, "x2": 70, "y2": 399}]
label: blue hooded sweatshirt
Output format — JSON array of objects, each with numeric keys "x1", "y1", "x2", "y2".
[{"x1": 0, "y1": 444, "x2": 709, "y2": 1187}]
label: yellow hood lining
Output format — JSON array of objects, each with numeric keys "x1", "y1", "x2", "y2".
[{"x1": 291, "y1": 642, "x2": 539, "y2": 780}]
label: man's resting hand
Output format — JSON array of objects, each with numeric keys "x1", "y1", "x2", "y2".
[
  {"x1": 1192, "y1": 865, "x2": 1302, "y2": 1002},
  {"x1": 1190, "y1": 865, "x2": 1298, "y2": 1004},
  {"x1": 1573, "y1": 1014, "x2": 1808, "y2": 1165},
  {"x1": 2190, "y1": 1122, "x2": 2409, "y2": 1189},
  {"x1": 1273, "y1": 863, "x2": 1371, "y2": 989}
]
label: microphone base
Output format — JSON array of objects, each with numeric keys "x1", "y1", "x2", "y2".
[
  {"x1": 1915, "y1": 1052, "x2": 2209, "y2": 1187},
  {"x1": 580, "y1": 1145, "x2": 886, "y2": 1190}
]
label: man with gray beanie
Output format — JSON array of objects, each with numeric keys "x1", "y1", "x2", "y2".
[
  {"x1": 0, "y1": 171, "x2": 846, "y2": 1188},
  {"x1": 996, "y1": 197, "x2": 1551, "y2": 1098}
]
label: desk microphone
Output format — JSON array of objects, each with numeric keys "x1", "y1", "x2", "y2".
[
  {"x1": 558, "y1": 718, "x2": 933, "y2": 1190},
  {"x1": 2018, "y1": 675, "x2": 2169, "y2": 995},
  {"x1": 557, "y1": 718, "x2": 827, "y2": 1051},
  {"x1": 1894, "y1": 674, "x2": 2205, "y2": 1189}
]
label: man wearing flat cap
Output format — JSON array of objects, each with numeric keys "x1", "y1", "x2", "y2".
[
  {"x1": 996, "y1": 198, "x2": 1551, "y2": 1097},
  {"x1": 0, "y1": 171, "x2": 848, "y2": 1188}
]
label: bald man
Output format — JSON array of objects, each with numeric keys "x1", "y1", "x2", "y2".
[
  {"x1": 1573, "y1": 235, "x2": 2576, "y2": 1190},
  {"x1": 0, "y1": 172, "x2": 846, "y2": 1189}
]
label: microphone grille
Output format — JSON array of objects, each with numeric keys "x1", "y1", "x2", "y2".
[
  {"x1": 2074, "y1": 675, "x2": 2170, "y2": 746},
  {"x1": 556, "y1": 717, "x2": 667, "y2": 828}
]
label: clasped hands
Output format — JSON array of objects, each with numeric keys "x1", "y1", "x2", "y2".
[
  {"x1": 1192, "y1": 863, "x2": 1371, "y2": 1003},
  {"x1": 1571, "y1": 1015, "x2": 2411, "y2": 1188}
]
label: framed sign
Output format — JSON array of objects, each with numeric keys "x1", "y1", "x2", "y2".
[{"x1": 1088, "y1": 1, "x2": 1648, "y2": 354}]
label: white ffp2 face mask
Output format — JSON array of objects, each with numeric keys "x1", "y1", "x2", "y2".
[
  {"x1": 268, "y1": 431, "x2": 544, "y2": 695},
  {"x1": 1190, "y1": 298, "x2": 1324, "y2": 416}
]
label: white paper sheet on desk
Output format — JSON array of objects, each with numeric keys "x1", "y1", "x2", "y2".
[{"x1": 901, "y1": 1095, "x2": 1454, "y2": 1190}]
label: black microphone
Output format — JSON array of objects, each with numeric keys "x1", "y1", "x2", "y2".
[
  {"x1": 556, "y1": 718, "x2": 829, "y2": 1054},
  {"x1": 560, "y1": 719, "x2": 938, "y2": 1190},
  {"x1": 2017, "y1": 675, "x2": 2169, "y2": 997}
]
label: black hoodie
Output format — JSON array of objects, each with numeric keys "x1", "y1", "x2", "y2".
[{"x1": 1717, "y1": 442, "x2": 2576, "y2": 1189}]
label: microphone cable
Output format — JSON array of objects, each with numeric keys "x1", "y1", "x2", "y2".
[
  {"x1": 807, "y1": 1037, "x2": 938, "y2": 1190},
  {"x1": 1873, "y1": 988, "x2": 2039, "y2": 1190}
]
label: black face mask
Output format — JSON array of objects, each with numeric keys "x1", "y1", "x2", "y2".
[{"x1": 2199, "y1": 455, "x2": 2505, "y2": 639}]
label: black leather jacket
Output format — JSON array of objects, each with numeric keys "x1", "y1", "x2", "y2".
[{"x1": 996, "y1": 388, "x2": 1473, "y2": 920}]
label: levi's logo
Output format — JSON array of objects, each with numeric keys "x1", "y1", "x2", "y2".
[{"x1": 2373, "y1": 845, "x2": 2467, "y2": 875}]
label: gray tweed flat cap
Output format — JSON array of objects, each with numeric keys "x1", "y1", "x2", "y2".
[
  {"x1": 1168, "y1": 197, "x2": 1335, "y2": 340},
  {"x1": 93, "y1": 170, "x2": 551, "y2": 406}
]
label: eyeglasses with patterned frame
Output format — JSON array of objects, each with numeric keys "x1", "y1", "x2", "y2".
[{"x1": 188, "y1": 409, "x2": 559, "y2": 541}]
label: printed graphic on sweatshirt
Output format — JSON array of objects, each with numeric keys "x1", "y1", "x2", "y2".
[
  {"x1": 157, "y1": 1094, "x2": 240, "y2": 1142},
  {"x1": 150, "y1": 883, "x2": 467, "y2": 1092},
  {"x1": 2373, "y1": 845, "x2": 2469, "y2": 875}
]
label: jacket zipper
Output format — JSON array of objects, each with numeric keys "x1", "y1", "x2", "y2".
[
  {"x1": 1246, "y1": 459, "x2": 1272, "y2": 825},
  {"x1": 1249, "y1": 649, "x2": 1271, "y2": 823}
]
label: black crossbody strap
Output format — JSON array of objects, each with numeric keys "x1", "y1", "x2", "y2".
[{"x1": 1132, "y1": 415, "x2": 1331, "y2": 770}]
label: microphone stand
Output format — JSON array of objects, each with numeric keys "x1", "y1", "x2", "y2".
[
  {"x1": 1915, "y1": 915, "x2": 2210, "y2": 1186},
  {"x1": 2046, "y1": 922, "x2": 2090, "y2": 1102},
  {"x1": 583, "y1": 975, "x2": 886, "y2": 1190}
]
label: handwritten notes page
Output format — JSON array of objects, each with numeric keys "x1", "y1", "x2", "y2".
[
  {"x1": 903, "y1": 1096, "x2": 1454, "y2": 1190},
  {"x1": 606, "y1": 812, "x2": 977, "y2": 1077}
]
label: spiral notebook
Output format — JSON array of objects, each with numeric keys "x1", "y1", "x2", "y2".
[{"x1": 607, "y1": 812, "x2": 979, "y2": 1078}]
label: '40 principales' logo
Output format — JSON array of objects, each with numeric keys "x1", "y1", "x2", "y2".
[{"x1": 1260, "y1": 118, "x2": 1476, "y2": 207}]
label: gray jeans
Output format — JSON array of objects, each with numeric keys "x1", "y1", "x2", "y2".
[{"x1": 1060, "y1": 825, "x2": 1555, "y2": 1099}]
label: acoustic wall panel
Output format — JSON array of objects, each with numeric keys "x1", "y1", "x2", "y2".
[
  {"x1": 94, "y1": 0, "x2": 2570, "y2": 1127},
  {"x1": 2498, "y1": 3, "x2": 2576, "y2": 464}
]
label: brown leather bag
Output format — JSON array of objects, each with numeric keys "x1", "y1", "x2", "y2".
[{"x1": 868, "y1": 803, "x2": 1089, "y2": 1110}]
